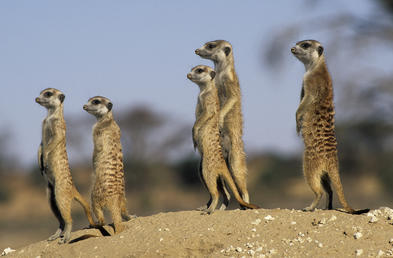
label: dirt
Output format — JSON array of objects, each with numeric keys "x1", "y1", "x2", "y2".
[{"x1": 2, "y1": 207, "x2": 393, "y2": 258}]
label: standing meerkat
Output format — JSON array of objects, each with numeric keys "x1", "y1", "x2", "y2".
[
  {"x1": 36, "y1": 88, "x2": 94, "y2": 244},
  {"x1": 187, "y1": 65, "x2": 258, "y2": 214},
  {"x1": 291, "y1": 40, "x2": 368, "y2": 214},
  {"x1": 195, "y1": 40, "x2": 250, "y2": 205},
  {"x1": 83, "y1": 96, "x2": 132, "y2": 233}
]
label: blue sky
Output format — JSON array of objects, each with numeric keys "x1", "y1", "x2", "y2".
[{"x1": 0, "y1": 1, "x2": 375, "y2": 166}]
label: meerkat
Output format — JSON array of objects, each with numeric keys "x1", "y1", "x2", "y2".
[
  {"x1": 291, "y1": 40, "x2": 369, "y2": 214},
  {"x1": 195, "y1": 40, "x2": 250, "y2": 205},
  {"x1": 36, "y1": 88, "x2": 95, "y2": 244},
  {"x1": 187, "y1": 65, "x2": 258, "y2": 214},
  {"x1": 83, "y1": 96, "x2": 132, "y2": 233}
]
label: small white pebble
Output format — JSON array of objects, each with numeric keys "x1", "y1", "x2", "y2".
[
  {"x1": 354, "y1": 232, "x2": 363, "y2": 239},
  {"x1": 119, "y1": 235, "x2": 124, "y2": 239},
  {"x1": 251, "y1": 218, "x2": 262, "y2": 225},
  {"x1": 254, "y1": 210, "x2": 259, "y2": 214},
  {"x1": 389, "y1": 238, "x2": 393, "y2": 244},
  {"x1": 291, "y1": 221, "x2": 297, "y2": 225},
  {"x1": 19, "y1": 250, "x2": 25, "y2": 254},
  {"x1": 158, "y1": 228, "x2": 162, "y2": 231},
  {"x1": 248, "y1": 250, "x2": 256, "y2": 255},
  {"x1": 369, "y1": 216, "x2": 378, "y2": 223},
  {"x1": 377, "y1": 250, "x2": 385, "y2": 257},
  {"x1": 264, "y1": 215, "x2": 275, "y2": 221},
  {"x1": 355, "y1": 249, "x2": 363, "y2": 256},
  {"x1": 159, "y1": 237, "x2": 164, "y2": 242},
  {"x1": 164, "y1": 228, "x2": 170, "y2": 231},
  {"x1": 318, "y1": 243, "x2": 323, "y2": 248},
  {"x1": 236, "y1": 247, "x2": 243, "y2": 252},
  {"x1": 94, "y1": 246, "x2": 98, "y2": 250},
  {"x1": 256, "y1": 247, "x2": 263, "y2": 252},
  {"x1": 251, "y1": 228, "x2": 257, "y2": 232},
  {"x1": 220, "y1": 249, "x2": 225, "y2": 253},
  {"x1": 319, "y1": 218, "x2": 327, "y2": 225},
  {"x1": 328, "y1": 215, "x2": 337, "y2": 222}
]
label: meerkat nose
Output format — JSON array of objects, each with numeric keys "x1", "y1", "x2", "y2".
[
  {"x1": 35, "y1": 97, "x2": 40, "y2": 103},
  {"x1": 83, "y1": 105, "x2": 88, "y2": 110},
  {"x1": 195, "y1": 49, "x2": 200, "y2": 55},
  {"x1": 291, "y1": 47, "x2": 296, "y2": 53},
  {"x1": 187, "y1": 73, "x2": 192, "y2": 79}
]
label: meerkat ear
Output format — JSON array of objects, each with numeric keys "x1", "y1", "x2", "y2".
[
  {"x1": 107, "y1": 102, "x2": 113, "y2": 111},
  {"x1": 210, "y1": 70, "x2": 216, "y2": 80},
  {"x1": 224, "y1": 46, "x2": 231, "y2": 56},
  {"x1": 58, "y1": 94, "x2": 65, "y2": 103},
  {"x1": 318, "y1": 46, "x2": 324, "y2": 56}
]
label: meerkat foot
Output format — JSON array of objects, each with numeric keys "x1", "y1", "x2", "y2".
[
  {"x1": 302, "y1": 206, "x2": 315, "y2": 212},
  {"x1": 48, "y1": 228, "x2": 62, "y2": 241},
  {"x1": 122, "y1": 214, "x2": 136, "y2": 221},
  {"x1": 196, "y1": 205, "x2": 208, "y2": 211}
]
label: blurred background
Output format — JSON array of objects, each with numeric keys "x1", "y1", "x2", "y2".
[{"x1": 1, "y1": 0, "x2": 393, "y2": 249}]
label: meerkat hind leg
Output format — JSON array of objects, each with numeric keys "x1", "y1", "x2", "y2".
[
  {"x1": 201, "y1": 175, "x2": 220, "y2": 215},
  {"x1": 303, "y1": 173, "x2": 324, "y2": 212},
  {"x1": 55, "y1": 192, "x2": 73, "y2": 244},
  {"x1": 109, "y1": 198, "x2": 124, "y2": 233},
  {"x1": 47, "y1": 184, "x2": 65, "y2": 241},
  {"x1": 321, "y1": 172, "x2": 333, "y2": 210},
  {"x1": 218, "y1": 178, "x2": 230, "y2": 210},
  {"x1": 228, "y1": 149, "x2": 250, "y2": 204},
  {"x1": 92, "y1": 202, "x2": 105, "y2": 227}
]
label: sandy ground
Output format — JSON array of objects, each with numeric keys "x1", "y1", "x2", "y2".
[{"x1": 2, "y1": 207, "x2": 393, "y2": 258}]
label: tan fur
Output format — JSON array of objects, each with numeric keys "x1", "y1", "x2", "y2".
[
  {"x1": 83, "y1": 96, "x2": 132, "y2": 233},
  {"x1": 195, "y1": 40, "x2": 250, "y2": 204},
  {"x1": 36, "y1": 88, "x2": 94, "y2": 244},
  {"x1": 291, "y1": 40, "x2": 355, "y2": 213},
  {"x1": 188, "y1": 65, "x2": 258, "y2": 214}
]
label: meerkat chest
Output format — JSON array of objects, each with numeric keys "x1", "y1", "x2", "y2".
[{"x1": 42, "y1": 117, "x2": 56, "y2": 146}]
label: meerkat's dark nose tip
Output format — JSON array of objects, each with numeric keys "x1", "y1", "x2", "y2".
[
  {"x1": 195, "y1": 49, "x2": 200, "y2": 55},
  {"x1": 83, "y1": 105, "x2": 88, "y2": 110},
  {"x1": 187, "y1": 73, "x2": 192, "y2": 79},
  {"x1": 291, "y1": 47, "x2": 296, "y2": 53}
]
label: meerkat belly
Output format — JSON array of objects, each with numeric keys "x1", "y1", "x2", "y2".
[
  {"x1": 199, "y1": 122, "x2": 225, "y2": 167},
  {"x1": 302, "y1": 107, "x2": 338, "y2": 159},
  {"x1": 93, "y1": 156, "x2": 124, "y2": 198}
]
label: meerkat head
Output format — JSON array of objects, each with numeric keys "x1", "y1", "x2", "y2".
[
  {"x1": 83, "y1": 96, "x2": 113, "y2": 118},
  {"x1": 187, "y1": 65, "x2": 216, "y2": 86},
  {"x1": 195, "y1": 40, "x2": 233, "y2": 63},
  {"x1": 35, "y1": 88, "x2": 65, "y2": 109},
  {"x1": 291, "y1": 40, "x2": 324, "y2": 69}
]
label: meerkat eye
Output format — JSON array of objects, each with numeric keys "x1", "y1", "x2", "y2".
[
  {"x1": 301, "y1": 42, "x2": 311, "y2": 49},
  {"x1": 92, "y1": 99, "x2": 101, "y2": 105},
  {"x1": 207, "y1": 44, "x2": 216, "y2": 49},
  {"x1": 44, "y1": 92, "x2": 53, "y2": 98},
  {"x1": 196, "y1": 68, "x2": 204, "y2": 74}
]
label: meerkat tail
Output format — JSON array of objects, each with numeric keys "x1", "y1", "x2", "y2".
[
  {"x1": 221, "y1": 168, "x2": 259, "y2": 209},
  {"x1": 72, "y1": 187, "x2": 95, "y2": 226}
]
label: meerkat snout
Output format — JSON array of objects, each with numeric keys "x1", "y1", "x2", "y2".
[
  {"x1": 291, "y1": 47, "x2": 296, "y2": 53},
  {"x1": 195, "y1": 49, "x2": 200, "y2": 55},
  {"x1": 187, "y1": 73, "x2": 192, "y2": 80},
  {"x1": 83, "y1": 105, "x2": 88, "y2": 110}
]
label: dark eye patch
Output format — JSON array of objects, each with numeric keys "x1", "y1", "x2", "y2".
[
  {"x1": 196, "y1": 68, "x2": 204, "y2": 74},
  {"x1": 207, "y1": 44, "x2": 216, "y2": 49},
  {"x1": 92, "y1": 99, "x2": 101, "y2": 105},
  {"x1": 301, "y1": 42, "x2": 311, "y2": 49},
  {"x1": 44, "y1": 91, "x2": 53, "y2": 98}
]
